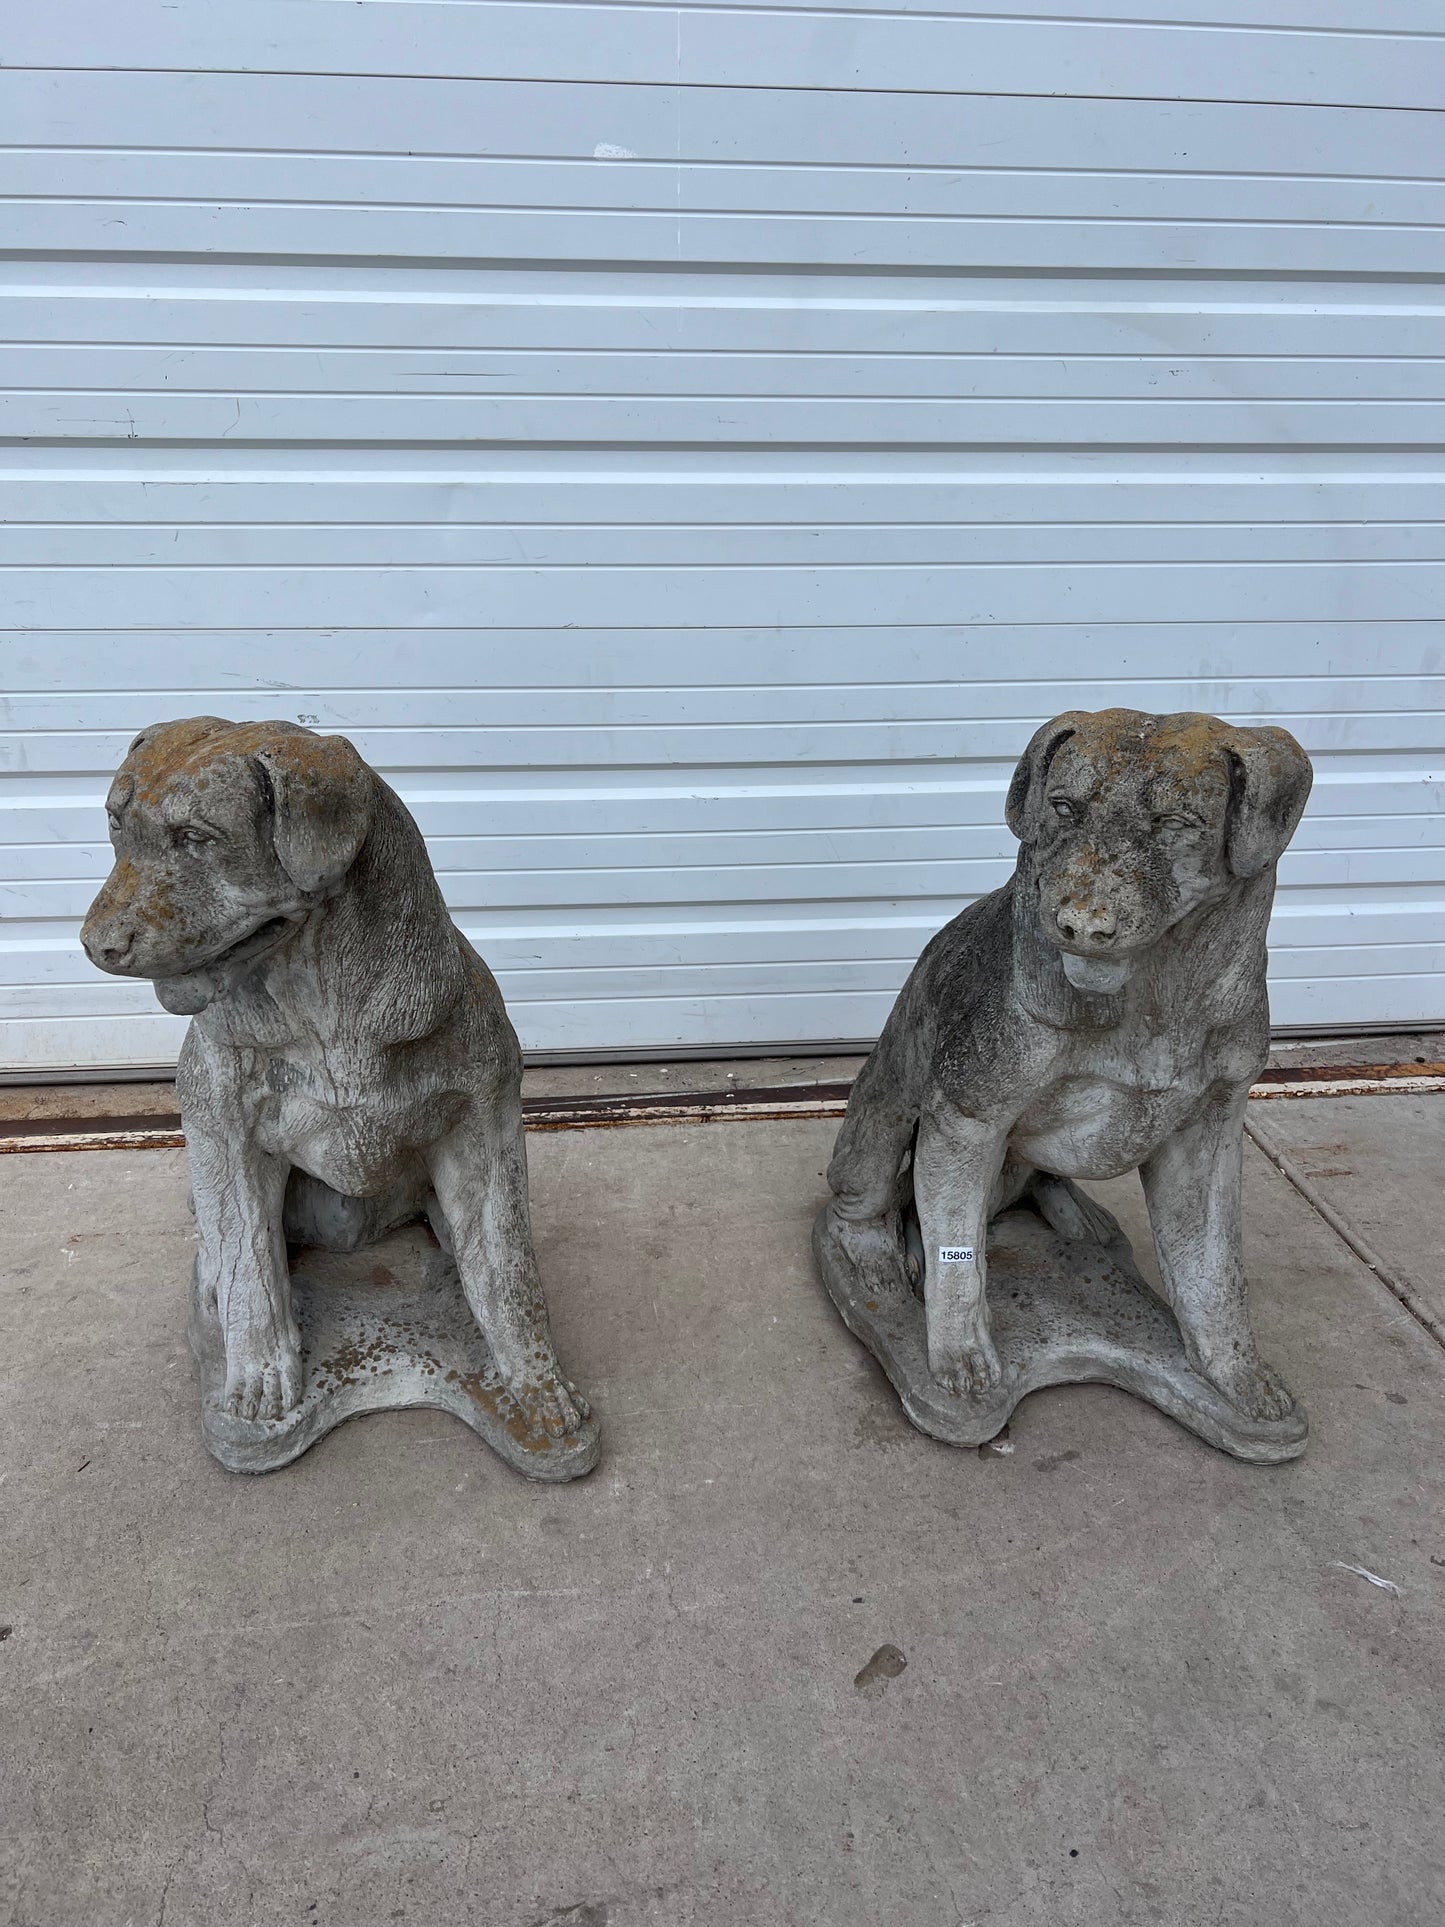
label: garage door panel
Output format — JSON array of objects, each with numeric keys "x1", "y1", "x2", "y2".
[
  {"x1": 13, "y1": 839, "x2": 1443, "y2": 928},
  {"x1": 673, "y1": 2, "x2": 1442, "y2": 29},
  {"x1": 10, "y1": 894, "x2": 1436, "y2": 990},
  {"x1": 11, "y1": 943, "x2": 1445, "y2": 1012},
  {"x1": 7, "y1": 70, "x2": 1441, "y2": 176},
  {"x1": 7, "y1": 561, "x2": 1442, "y2": 631},
  {"x1": 8, "y1": 1, "x2": 1436, "y2": 111},
  {"x1": 0, "y1": 953, "x2": 927, "y2": 1015},
  {"x1": 8, "y1": 283, "x2": 1441, "y2": 365},
  {"x1": 6, "y1": 620, "x2": 1443, "y2": 695},
  {"x1": 7, "y1": 151, "x2": 1444, "y2": 237},
  {"x1": 9, "y1": 710, "x2": 1445, "y2": 783},
  {"x1": 11, "y1": 344, "x2": 1443, "y2": 409},
  {"x1": 1267, "y1": 978, "x2": 1444, "y2": 1029},
  {"x1": 6, "y1": 810, "x2": 1444, "y2": 896},
  {"x1": 0, "y1": 1013, "x2": 186, "y2": 1073},
  {"x1": 13, "y1": 481, "x2": 1377, "y2": 539},
  {"x1": 2, "y1": 4, "x2": 1440, "y2": 1068},
  {"x1": 1265, "y1": 943, "x2": 1445, "y2": 981},
  {"x1": 0, "y1": 982, "x2": 165, "y2": 1019},
  {"x1": 3, "y1": 484, "x2": 1444, "y2": 550},
  {"x1": 6, "y1": 671, "x2": 1445, "y2": 736},
  {"x1": 7, "y1": 201, "x2": 1441, "y2": 278},
  {"x1": 11, "y1": 803, "x2": 1445, "y2": 864},
  {"x1": 9, "y1": 523, "x2": 1445, "y2": 572},
  {"x1": 0, "y1": 908, "x2": 955, "y2": 993},
  {"x1": 7, "y1": 388, "x2": 1441, "y2": 443},
  {"x1": 4, "y1": 759, "x2": 1441, "y2": 825}
]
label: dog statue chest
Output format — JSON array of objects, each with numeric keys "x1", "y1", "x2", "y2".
[
  {"x1": 1009, "y1": 1034, "x2": 1212, "y2": 1181},
  {"x1": 250, "y1": 1069, "x2": 470, "y2": 1197}
]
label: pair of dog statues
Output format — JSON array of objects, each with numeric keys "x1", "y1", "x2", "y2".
[{"x1": 81, "y1": 706, "x2": 1314, "y2": 1477}]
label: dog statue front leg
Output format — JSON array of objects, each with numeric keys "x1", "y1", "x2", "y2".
[
  {"x1": 823, "y1": 1025, "x2": 922, "y2": 1302},
  {"x1": 1140, "y1": 1091, "x2": 1295, "y2": 1421},
  {"x1": 428, "y1": 1106, "x2": 590, "y2": 1440},
  {"x1": 187, "y1": 1126, "x2": 301, "y2": 1422},
  {"x1": 913, "y1": 1107, "x2": 1008, "y2": 1395}
]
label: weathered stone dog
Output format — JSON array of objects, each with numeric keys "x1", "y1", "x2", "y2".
[
  {"x1": 818, "y1": 708, "x2": 1312, "y2": 1443},
  {"x1": 81, "y1": 717, "x2": 592, "y2": 1462}
]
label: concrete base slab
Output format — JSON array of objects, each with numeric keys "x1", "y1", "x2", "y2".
[
  {"x1": 190, "y1": 1227, "x2": 599, "y2": 1482},
  {"x1": 1251, "y1": 1090, "x2": 1445, "y2": 1335},
  {"x1": 814, "y1": 1202, "x2": 1307, "y2": 1462},
  {"x1": 4, "y1": 1109, "x2": 1445, "y2": 1927}
]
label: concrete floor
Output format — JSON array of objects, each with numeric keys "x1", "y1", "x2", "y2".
[
  {"x1": 2, "y1": 1100, "x2": 1444, "y2": 1927},
  {"x1": 1251, "y1": 1092, "x2": 1445, "y2": 1336}
]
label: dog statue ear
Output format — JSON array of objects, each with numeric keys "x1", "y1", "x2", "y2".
[
  {"x1": 1005, "y1": 713, "x2": 1086, "y2": 842},
  {"x1": 251, "y1": 727, "x2": 375, "y2": 895},
  {"x1": 1223, "y1": 726, "x2": 1313, "y2": 878}
]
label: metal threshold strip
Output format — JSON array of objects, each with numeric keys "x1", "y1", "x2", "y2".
[{"x1": 3, "y1": 1061, "x2": 1443, "y2": 1157}]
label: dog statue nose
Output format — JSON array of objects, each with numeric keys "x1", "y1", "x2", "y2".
[
  {"x1": 1056, "y1": 904, "x2": 1117, "y2": 947},
  {"x1": 84, "y1": 926, "x2": 136, "y2": 969}
]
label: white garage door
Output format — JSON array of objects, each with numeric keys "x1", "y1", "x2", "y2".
[{"x1": 2, "y1": 1, "x2": 1442, "y2": 1073}]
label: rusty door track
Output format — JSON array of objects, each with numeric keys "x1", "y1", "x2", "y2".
[{"x1": 3, "y1": 1063, "x2": 1444, "y2": 1156}]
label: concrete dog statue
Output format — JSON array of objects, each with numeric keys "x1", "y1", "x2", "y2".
[
  {"x1": 81, "y1": 717, "x2": 595, "y2": 1474},
  {"x1": 816, "y1": 708, "x2": 1313, "y2": 1453}
]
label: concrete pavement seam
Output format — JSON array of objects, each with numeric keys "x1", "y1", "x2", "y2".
[{"x1": 1244, "y1": 1112, "x2": 1445, "y2": 1354}]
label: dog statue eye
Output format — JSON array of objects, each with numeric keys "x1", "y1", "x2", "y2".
[
  {"x1": 1153, "y1": 812, "x2": 1201, "y2": 834},
  {"x1": 106, "y1": 810, "x2": 123, "y2": 833},
  {"x1": 174, "y1": 826, "x2": 216, "y2": 852},
  {"x1": 1049, "y1": 797, "x2": 1077, "y2": 821}
]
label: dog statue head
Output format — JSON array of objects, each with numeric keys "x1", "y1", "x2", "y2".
[
  {"x1": 81, "y1": 717, "x2": 375, "y2": 1013},
  {"x1": 1005, "y1": 708, "x2": 1312, "y2": 995}
]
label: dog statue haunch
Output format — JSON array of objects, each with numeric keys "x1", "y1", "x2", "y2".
[
  {"x1": 815, "y1": 708, "x2": 1314, "y2": 1462},
  {"x1": 81, "y1": 718, "x2": 596, "y2": 1478}
]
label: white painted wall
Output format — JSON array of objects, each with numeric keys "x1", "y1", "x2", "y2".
[{"x1": 2, "y1": 2, "x2": 1442, "y2": 1070}]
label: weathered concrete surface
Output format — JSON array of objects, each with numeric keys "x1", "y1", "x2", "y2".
[
  {"x1": 1264, "y1": 1030, "x2": 1445, "y2": 1072},
  {"x1": 80, "y1": 719, "x2": 593, "y2": 1448},
  {"x1": 1250, "y1": 1090, "x2": 1445, "y2": 1335},
  {"x1": 822, "y1": 709, "x2": 1314, "y2": 1426},
  {"x1": 3, "y1": 1117, "x2": 1445, "y2": 1927},
  {"x1": 815, "y1": 1200, "x2": 1309, "y2": 1461}
]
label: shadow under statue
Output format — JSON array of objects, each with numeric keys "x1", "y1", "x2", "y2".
[
  {"x1": 814, "y1": 708, "x2": 1314, "y2": 1463},
  {"x1": 81, "y1": 718, "x2": 597, "y2": 1480}
]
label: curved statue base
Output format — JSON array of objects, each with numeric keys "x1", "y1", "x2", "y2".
[
  {"x1": 814, "y1": 1204, "x2": 1307, "y2": 1465},
  {"x1": 189, "y1": 1225, "x2": 600, "y2": 1481}
]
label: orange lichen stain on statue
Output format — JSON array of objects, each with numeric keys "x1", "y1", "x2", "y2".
[
  {"x1": 316, "y1": 1330, "x2": 391, "y2": 1388},
  {"x1": 140, "y1": 873, "x2": 180, "y2": 927},
  {"x1": 228, "y1": 721, "x2": 364, "y2": 797},
  {"x1": 1068, "y1": 709, "x2": 1239, "y2": 789},
  {"x1": 127, "y1": 717, "x2": 236, "y2": 805},
  {"x1": 92, "y1": 855, "x2": 139, "y2": 920},
  {"x1": 459, "y1": 1370, "x2": 570, "y2": 1452},
  {"x1": 126, "y1": 716, "x2": 361, "y2": 811}
]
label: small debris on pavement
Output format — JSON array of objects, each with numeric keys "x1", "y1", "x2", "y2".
[
  {"x1": 854, "y1": 1643, "x2": 908, "y2": 1695},
  {"x1": 1332, "y1": 1561, "x2": 1403, "y2": 1596}
]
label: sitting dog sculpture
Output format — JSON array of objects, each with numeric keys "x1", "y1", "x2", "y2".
[
  {"x1": 81, "y1": 718, "x2": 592, "y2": 1464},
  {"x1": 818, "y1": 708, "x2": 1313, "y2": 1444}
]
